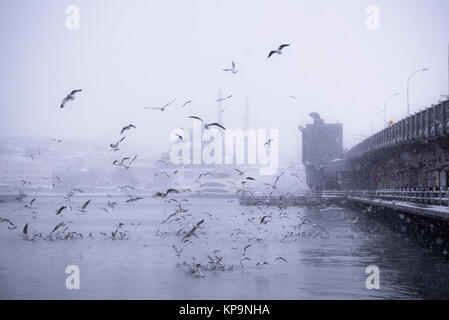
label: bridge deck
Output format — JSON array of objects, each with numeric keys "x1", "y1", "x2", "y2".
[{"x1": 239, "y1": 189, "x2": 449, "y2": 220}]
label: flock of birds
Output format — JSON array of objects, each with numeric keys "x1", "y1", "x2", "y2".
[
  {"x1": 53, "y1": 44, "x2": 293, "y2": 162},
  {"x1": 153, "y1": 184, "x2": 376, "y2": 278},
  {"x1": 0, "y1": 41, "x2": 375, "y2": 279}
]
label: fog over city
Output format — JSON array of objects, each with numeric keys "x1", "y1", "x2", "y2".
[
  {"x1": 1, "y1": 0, "x2": 449, "y2": 302},
  {"x1": 1, "y1": 0, "x2": 448, "y2": 161}
]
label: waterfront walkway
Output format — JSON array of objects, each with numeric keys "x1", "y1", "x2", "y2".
[{"x1": 239, "y1": 189, "x2": 449, "y2": 220}]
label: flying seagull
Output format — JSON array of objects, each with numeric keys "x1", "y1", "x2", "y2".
[
  {"x1": 116, "y1": 185, "x2": 136, "y2": 191},
  {"x1": 51, "y1": 222, "x2": 66, "y2": 233},
  {"x1": 267, "y1": 44, "x2": 290, "y2": 58},
  {"x1": 0, "y1": 217, "x2": 14, "y2": 226},
  {"x1": 125, "y1": 154, "x2": 137, "y2": 169},
  {"x1": 182, "y1": 219, "x2": 204, "y2": 242},
  {"x1": 172, "y1": 244, "x2": 185, "y2": 256},
  {"x1": 78, "y1": 199, "x2": 91, "y2": 213},
  {"x1": 153, "y1": 188, "x2": 180, "y2": 198},
  {"x1": 23, "y1": 223, "x2": 28, "y2": 235},
  {"x1": 240, "y1": 244, "x2": 252, "y2": 268},
  {"x1": 145, "y1": 98, "x2": 176, "y2": 111},
  {"x1": 56, "y1": 205, "x2": 68, "y2": 215},
  {"x1": 113, "y1": 157, "x2": 130, "y2": 167},
  {"x1": 126, "y1": 196, "x2": 143, "y2": 203},
  {"x1": 198, "y1": 172, "x2": 214, "y2": 180},
  {"x1": 260, "y1": 215, "x2": 271, "y2": 225},
  {"x1": 256, "y1": 261, "x2": 270, "y2": 267},
  {"x1": 24, "y1": 198, "x2": 36, "y2": 209},
  {"x1": 174, "y1": 133, "x2": 184, "y2": 142},
  {"x1": 102, "y1": 201, "x2": 117, "y2": 213},
  {"x1": 234, "y1": 169, "x2": 246, "y2": 176},
  {"x1": 223, "y1": 61, "x2": 238, "y2": 74},
  {"x1": 275, "y1": 256, "x2": 288, "y2": 263},
  {"x1": 110, "y1": 137, "x2": 126, "y2": 151},
  {"x1": 216, "y1": 94, "x2": 233, "y2": 102},
  {"x1": 60, "y1": 89, "x2": 82, "y2": 108},
  {"x1": 264, "y1": 139, "x2": 274, "y2": 148},
  {"x1": 121, "y1": 124, "x2": 136, "y2": 135},
  {"x1": 181, "y1": 100, "x2": 192, "y2": 107},
  {"x1": 188, "y1": 116, "x2": 226, "y2": 130}
]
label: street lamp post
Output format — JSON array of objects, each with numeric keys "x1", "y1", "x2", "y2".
[
  {"x1": 407, "y1": 68, "x2": 429, "y2": 115},
  {"x1": 383, "y1": 92, "x2": 400, "y2": 127}
]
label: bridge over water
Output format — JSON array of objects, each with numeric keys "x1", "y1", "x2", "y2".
[
  {"x1": 279, "y1": 98, "x2": 449, "y2": 220},
  {"x1": 340, "y1": 99, "x2": 449, "y2": 192}
]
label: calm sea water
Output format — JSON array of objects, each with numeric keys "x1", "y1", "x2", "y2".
[{"x1": 0, "y1": 196, "x2": 448, "y2": 299}]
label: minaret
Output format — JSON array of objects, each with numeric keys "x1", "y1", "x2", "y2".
[
  {"x1": 216, "y1": 88, "x2": 224, "y2": 165},
  {"x1": 217, "y1": 88, "x2": 223, "y2": 125},
  {"x1": 244, "y1": 94, "x2": 250, "y2": 129},
  {"x1": 243, "y1": 94, "x2": 250, "y2": 168}
]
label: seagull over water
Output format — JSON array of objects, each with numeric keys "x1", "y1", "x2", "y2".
[
  {"x1": 234, "y1": 169, "x2": 246, "y2": 176},
  {"x1": 153, "y1": 188, "x2": 180, "y2": 198},
  {"x1": 267, "y1": 44, "x2": 290, "y2": 58},
  {"x1": 60, "y1": 89, "x2": 82, "y2": 108},
  {"x1": 78, "y1": 199, "x2": 91, "y2": 214}
]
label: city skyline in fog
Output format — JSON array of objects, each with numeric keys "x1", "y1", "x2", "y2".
[{"x1": 0, "y1": 0, "x2": 448, "y2": 162}]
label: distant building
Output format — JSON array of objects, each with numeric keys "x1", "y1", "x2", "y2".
[
  {"x1": 0, "y1": 155, "x2": 52, "y2": 189},
  {"x1": 300, "y1": 113, "x2": 343, "y2": 190},
  {"x1": 301, "y1": 114, "x2": 343, "y2": 165}
]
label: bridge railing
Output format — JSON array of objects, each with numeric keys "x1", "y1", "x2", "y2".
[
  {"x1": 344, "y1": 189, "x2": 449, "y2": 206},
  {"x1": 346, "y1": 99, "x2": 449, "y2": 159},
  {"x1": 239, "y1": 189, "x2": 449, "y2": 207}
]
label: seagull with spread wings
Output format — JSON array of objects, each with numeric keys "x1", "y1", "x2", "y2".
[
  {"x1": 78, "y1": 199, "x2": 91, "y2": 213},
  {"x1": 197, "y1": 171, "x2": 214, "y2": 180},
  {"x1": 223, "y1": 61, "x2": 238, "y2": 74},
  {"x1": 60, "y1": 89, "x2": 82, "y2": 108},
  {"x1": 102, "y1": 200, "x2": 117, "y2": 213},
  {"x1": 240, "y1": 244, "x2": 252, "y2": 268},
  {"x1": 153, "y1": 188, "x2": 180, "y2": 198},
  {"x1": 181, "y1": 100, "x2": 192, "y2": 107},
  {"x1": 121, "y1": 124, "x2": 136, "y2": 135},
  {"x1": 172, "y1": 244, "x2": 185, "y2": 257},
  {"x1": 125, "y1": 154, "x2": 137, "y2": 169},
  {"x1": 267, "y1": 44, "x2": 290, "y2": 58},
  {"x1": 234, "y1": 168, "x2": 246, "y2": 176},
  {"x1": 56, "y1": 206, "x2": 68, "y2": 215},
  {"x1": 110, "y1": 137, "x2": 125, "y2": 151},
  {"x1": 264, "y1": 139, "x2": 274, "y2": 148},
  {"x1": 126, "y1": 196, "x2": 143, "y2": 203},
  {"x1": 182, "y1": 219, "x2": 204, "y2": 242},
  {"x1": 188, "y1": 116, "x2": 226, "y2": 130},
  {"x1": 113, "y1": 157, "x2": 130, "y2": 167},
  {"x1": 145, "y1": 98, "x2": 176, "y2": 111},
  {"x1": 216, "y1": 94, "x2": 233, "y2": 102}
]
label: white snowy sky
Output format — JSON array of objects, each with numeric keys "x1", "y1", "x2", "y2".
[{"x1": 0, "y1": 0, "x2": 448, "y2": 161}]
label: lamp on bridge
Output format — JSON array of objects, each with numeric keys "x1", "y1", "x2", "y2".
[
  {"x1": 407, "y1": 67, "x2": 429, "y2": 116},
  {"x1": 383, "y1": 92, "x2": 400, "y2": 127}
]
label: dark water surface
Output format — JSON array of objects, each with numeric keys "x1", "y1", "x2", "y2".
[{"x1": 0, "y1": 196, "x2": 448, "y2": 299}]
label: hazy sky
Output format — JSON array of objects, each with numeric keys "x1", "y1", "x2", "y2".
[{"x1": 0, "y1": 0, "x2": 448, "y2": 161}]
